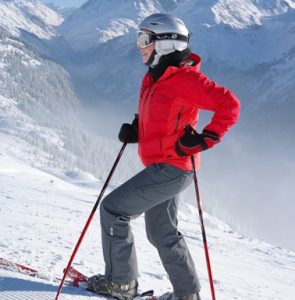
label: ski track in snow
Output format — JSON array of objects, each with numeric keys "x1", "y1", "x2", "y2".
[{"x1": 0, "y1": 151, "x2": 295, "y2": 300}]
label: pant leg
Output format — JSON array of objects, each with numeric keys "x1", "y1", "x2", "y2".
[
  {"x1": 145, "y1": 197, "x2": 201, "y2": 296},
  {"x1": 100, "y1": 163, "x2": 192, "y2": 283}
]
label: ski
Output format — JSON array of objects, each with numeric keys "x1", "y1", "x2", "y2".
[
  {"x1": 0, "y1": 257, "x2": 73, "y2": 284},
  {"x1": 65, "y1": 266, "x2": 88, "y2": 287},
  {"x1": 0, "y1": 257, "x2": 54, "y2": 281},
  {"x1": 64, "y1": 266, "x2": 156, "y2": 299},
  {"x1": 1, "y1": 258, "x2": 156, "y2": 299}
]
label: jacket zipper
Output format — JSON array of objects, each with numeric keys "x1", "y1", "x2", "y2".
[
  {"x1": 141, "y1": 86, "x2": 152, "y2": 138},
  {"x1": 147, "y1": 88, "x2": 157, "y2": 116},
  {"x1": 173, "y1": 106, "x2": 184, "y2": 133}
]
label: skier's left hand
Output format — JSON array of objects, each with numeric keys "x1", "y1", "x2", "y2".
[{"x1": 176, "y1": 125, "x2": 220, "y2": 156}]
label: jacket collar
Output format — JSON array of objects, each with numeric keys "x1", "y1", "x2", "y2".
[{"x1": 142, "y1": 53, "x2": 202, "y2": 88}]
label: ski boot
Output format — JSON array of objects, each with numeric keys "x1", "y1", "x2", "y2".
[{"x1": 87, "y1": 274, "x2": 138, "y2": 300}]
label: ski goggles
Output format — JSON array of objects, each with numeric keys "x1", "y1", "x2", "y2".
[{"x1": 137, "y1": 31, "x2": 189, "y2": 48}]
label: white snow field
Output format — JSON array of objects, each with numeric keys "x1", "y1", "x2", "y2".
[{"x1": 1, "y1": 134, "x2": 295, "y2": 300}]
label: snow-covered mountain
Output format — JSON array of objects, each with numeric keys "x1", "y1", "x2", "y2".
[
  {"x1": 0, "y1": 0, "x2": 63, "y2": 39},
  {"x1": 60, "y1": 0, "x2": 295, "y2": 62},
  {"x1": 60, "y1": 0, "x2": 148, "y2": 51},
  {"x1": 212, "y1": 0, "x2": 295, "y2": 28},
  {"x1": 45, "y1": 2, "x2": 77, "y2": 19}
]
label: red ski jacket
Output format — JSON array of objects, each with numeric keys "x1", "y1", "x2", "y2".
[{"x1": 137, "y1": 53, "x2": 240, "y2": 171}]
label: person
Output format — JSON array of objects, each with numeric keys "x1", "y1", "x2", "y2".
[{"x1": 87, "y1": 13, "x2": 240, "y2": 300}]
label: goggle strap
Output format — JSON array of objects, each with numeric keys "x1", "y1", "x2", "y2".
[{"x1": 151, "y1": 33, "x2": 190, "y2": 43}]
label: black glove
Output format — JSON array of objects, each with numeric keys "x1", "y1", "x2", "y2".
[
  {"x1": 176, "y1": 125, "x2": 220, "y2": 156},
  {"x1": 118, "y1": 114, "x2": 138, "y2": 143}
]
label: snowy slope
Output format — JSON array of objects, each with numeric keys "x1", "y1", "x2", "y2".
[
  {"x1": 0, "y1": 0, "x2": 295, "y2": 268},
  {"x1": 0, "y1": 0, "x2": 63, "y2": 39},
  {"x1": 1, "y1": 138, "x2": 295, "y2": 300}
]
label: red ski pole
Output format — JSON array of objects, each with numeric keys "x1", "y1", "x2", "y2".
[
  {"x1": 191, "y1": 156, "x2": 216, "y2": 300},
  {"x1": 54, "y1": 141, "x2": 127, "y2": 300}
]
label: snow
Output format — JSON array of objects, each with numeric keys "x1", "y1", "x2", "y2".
[
  {"x1": 0, "y1": 1, "x2": 295, "y2": 298},
  {"x1": 0, "y1": 0, "x2": 63, "y2": 39},
  {"x1": 1, "y1": 138, "x2": 295, "y2": 300},
  {"x1": 211, "y1": 0, "x2": 292, "y2": 28},
  {"x1": 0, "y1": 41, "x2": 42, "y2": 67}
]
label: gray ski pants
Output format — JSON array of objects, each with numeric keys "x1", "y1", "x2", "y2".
[{"x1": 100, "y1": 163, "x2": 201, "y2": 296}]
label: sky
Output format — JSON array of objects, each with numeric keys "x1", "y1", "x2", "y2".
[{"x1": 44, "y1": 0, "x2": 87, "y2": 7}]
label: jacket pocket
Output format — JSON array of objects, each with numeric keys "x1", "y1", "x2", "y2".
[{"x1": 173, "y1": 106, "x2": 184, "y2": 133}]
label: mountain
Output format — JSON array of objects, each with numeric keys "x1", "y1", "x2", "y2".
[
  {"x1": 60, "y1": 0, "x2": 150, "y2": 51},
  {"x1": 0, "y1": 0, "x2": 63, "y2": 39},
  {"x1": 45, "y1": 2, "x2": 77, "y2": 19},
  {"x1": 60, "y1": 0, "x2": 295, "y2": 61}
]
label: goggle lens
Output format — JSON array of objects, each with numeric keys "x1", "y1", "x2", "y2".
[{"x1": 137, "y1": 31, "x2": 153, "y2": 48}]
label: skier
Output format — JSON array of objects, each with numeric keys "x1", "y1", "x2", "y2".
[{"x1": 87, "y1": 13, "x2": 240, "y2": 300}]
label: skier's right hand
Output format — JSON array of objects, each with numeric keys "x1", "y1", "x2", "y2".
[
  {"x1": 176, "y1": 125, "x2": 220, "y2": 156},
  {"x1": 118, "y1": 114, "x2": 138, "y2": 143}
]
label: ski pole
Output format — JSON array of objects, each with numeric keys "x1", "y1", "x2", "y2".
[
  {"x1": 55, "y1": 141, "x2": 128, "y2": 300},
  {"x1": 191, "y1": 156, "x2": 216, "y2": 300}
]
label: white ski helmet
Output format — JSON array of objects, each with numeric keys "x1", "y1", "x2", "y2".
[{"x1": 138, "y1": 13, "x2": 190, "y2": 66}]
